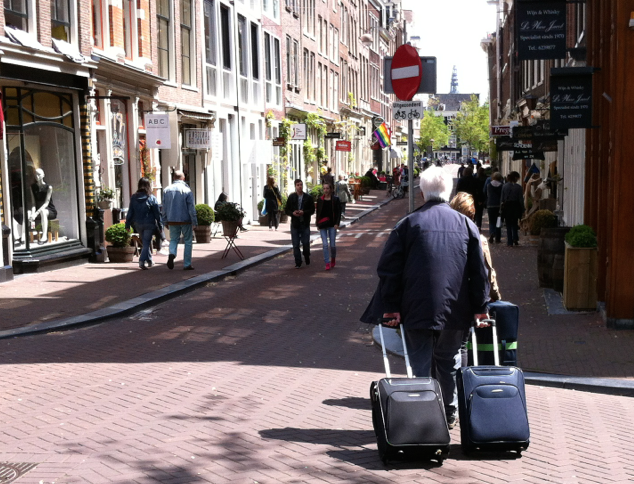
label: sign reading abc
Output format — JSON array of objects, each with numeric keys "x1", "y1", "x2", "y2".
[{"x1": 145, "y1": 113, "x2": 171, "y2": 149}]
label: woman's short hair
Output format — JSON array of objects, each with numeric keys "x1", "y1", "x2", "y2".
[
  {"x1": 419, "y1": 165, "x2": 453, "y2": 202},
  {"x1": 492, "y1": 171, "x2": 503, "y2": 182},
  {"x1": 267, "y1": 176, "x2": 275, "y2": 187},
  {"x1": 450, "y1": 192, "x2": 475, "y2": 220},
  {"x1": 137, "y1": 177, "x2": 151, "y2": 195}
]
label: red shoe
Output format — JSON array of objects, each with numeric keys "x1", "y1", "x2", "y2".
[
  {"x1": 331, "y1": 258, "x2": 336, "y2": 268},
  {"x1": 325, "y1": 263, "x2": 331, "y2": 271}
]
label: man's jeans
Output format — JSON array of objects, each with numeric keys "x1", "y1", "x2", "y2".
[
  {"x1": 404, "y1": 328, "x2": 466, "y2": 416},
  {"x1": 169, "y1": 224, "x2": 194, "y2": 267},
  {"x1": 290, "y1": 226, "x2": 311, "y2": 264},
  {"x1": 319, "y1": 227, "x2": 337, "y2": 263}
]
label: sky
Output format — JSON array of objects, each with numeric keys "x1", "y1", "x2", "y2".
[{"x1": 402, "y1": 0, "x2": 498, "y2": 103}]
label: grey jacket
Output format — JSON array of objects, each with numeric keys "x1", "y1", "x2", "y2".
[{"x1": 161, "y1": 180, "x2": 198, "y2": 225}]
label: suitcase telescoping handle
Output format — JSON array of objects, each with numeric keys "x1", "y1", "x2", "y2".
[
  {"x1": 378, "y1": 320, "x2": 413, "y2": 379},
  {"x1": 471, "y1": 318, "x2": 500, "y2": 367}
]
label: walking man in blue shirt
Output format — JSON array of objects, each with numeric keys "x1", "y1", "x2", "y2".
[{"x1": 162, "y1": 171, "x2": 198, "y2": 270}]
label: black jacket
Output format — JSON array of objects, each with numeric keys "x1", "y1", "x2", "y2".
[
  {"x1": 315, "y1": 195, "x2": 342, "y2": 228},
  {"x1": 371, "y1": 200, "x2": 489, "y2": 331},
  {"x1": 285, "y1": 191, "x2": 315, "y2": 229},
  {"x1": 263, "y1": 185, "x2": 281, "y2": 211}
]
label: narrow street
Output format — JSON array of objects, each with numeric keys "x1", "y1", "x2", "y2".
[{"x1": 0, "y1": 197, "x2": 632, "y2": 483}]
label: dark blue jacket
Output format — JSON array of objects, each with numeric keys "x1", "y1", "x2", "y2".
[
  {"x1": 126, "y1": 192, "x2": 162, "y2": 232},
  {"x1": 375, "y1": 200, "x2": 489, "y2": 331}
]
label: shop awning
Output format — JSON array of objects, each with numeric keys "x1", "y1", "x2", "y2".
[{"x1": 178, "y1": 109, "x2": 215, "y2": 123}]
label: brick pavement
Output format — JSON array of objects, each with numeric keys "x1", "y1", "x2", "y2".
[{"x1": 0, "y1": 197, "x2": 633, "y2": 483}]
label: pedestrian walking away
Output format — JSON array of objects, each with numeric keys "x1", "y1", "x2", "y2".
[
  {"x1": 285, "y1": 179, "x2": 315, "y2": 269},
  {"x1": 315, "y1": 183, "x2": 342, "y2": 270},
  {"x1": 161, "y1": 170, "x2": 198, "y2": 270},
  {"x1": 321, "y1": 166, "x2": 334, "y2": 189},
  {"x1": 500, "y1": 171, "x2": 525, "y2": 246},
  {"x1": 125, "y1": 177, "x2": 162, "y2": 270},
  {"x1": 335, "y1": 175, "x2": 352, "y2": 219},
  {"x1": 486, "y1": 171, "x2": 504, "y2": 243},
  {"x1": 375, "y1": 166, "x2": 490, "y2": 429},
  {"x1": 263, "y1": 177, "x2": 282, "y2": 231}
]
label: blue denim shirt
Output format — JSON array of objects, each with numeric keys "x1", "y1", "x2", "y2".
[
  {"x1": 161, "y1": 180, "x2": 198, "y2": 225},
  {"x1": 125, "y1": 192, "x2": 162, "y2": 231}
]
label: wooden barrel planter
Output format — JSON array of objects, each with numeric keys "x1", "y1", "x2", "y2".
[
  {"x1": 107, "y1": 246, "x2": 135, "y2": 263},
  {"x1": 194, "y1": 225, "x2": 212, "y2": 243},
  {"x1": 537, "y1": 227, "x2": 570, "y2": 289}
]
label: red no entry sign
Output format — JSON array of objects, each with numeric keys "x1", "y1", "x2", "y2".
[{"x1": 391, "y1": 44, "x2": 423, "y2": 101}]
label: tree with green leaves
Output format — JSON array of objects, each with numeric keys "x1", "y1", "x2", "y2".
[
  {"x1": 417, "y1": 109, "x2": 450, "y2": 156},
  {"x1": 452, "y1": 95, "x2": 490, "y2": 156}
]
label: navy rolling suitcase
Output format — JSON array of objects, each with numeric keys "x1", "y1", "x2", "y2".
[
  {"x1": 467, "y1": 301, "x2": 519, "y2": 366},
  {"x1": 457, "y1": 319, "x2": 530, "y2": 454},
  {"x1": 370, "y1": 324, "x2": 450, "y2": 465}
]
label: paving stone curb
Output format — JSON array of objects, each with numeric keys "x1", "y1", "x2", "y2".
[
  {"x1": 0, "y1": 196, "x2": 393, "y2": 340},
  {"x1": 371, "y1": 325, "x2": 634, "y2": 397}
]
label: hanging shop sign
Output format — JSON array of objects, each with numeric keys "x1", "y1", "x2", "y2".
[
  {"x1": 516, "y1": 0, "x2": 567, "y2": 61},
  {"x1": 496, "y1": 137, "x2": 533, "y2": 152},
  {"x1": 325, "y1": 132, "x2": 341, "y2": 139},
  {"x1": 491, "y1": 126, "x2": 511, "y2": 137},
  {"x1": 272, "y1": 137, "x2": 286, "y2": 146},
  {"x1": 512, "y1": 149, "x2": 545, "y2": 160},
  {"x1": 291, "y1": 123, "x2": 307, "y2": 140},
  {"x1": 335, "y1": 140, "x2": 352, "y2": 152},
  {"x1": 513, "y1": 123, "x2": 567, "y2": 140},
  {"x1": 145, "y1": 113, "x2": 171, "y2": 149},
  {"x1": 185, "y1": 129, "x2": 211, "y2": 149},
  {"x1": 549, "y1": 67, "x2": 594, "y2": 130}
]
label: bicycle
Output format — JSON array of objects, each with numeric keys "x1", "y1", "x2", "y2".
[{"x1": 390, "y1": 183, "x2": 405, "y2": 199}]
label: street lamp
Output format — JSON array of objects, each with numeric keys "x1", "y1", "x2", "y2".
[{"x1": 430, "y1": 138, "x2": 434, "y2": 159}]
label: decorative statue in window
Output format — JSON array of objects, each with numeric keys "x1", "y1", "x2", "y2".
[{"x1": 29, "y1": 168, "x2": 57, "y2": 244}]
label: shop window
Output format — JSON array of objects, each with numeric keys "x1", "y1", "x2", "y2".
[{"x1": 3, "y1": 88, "x2": 80, "y2": 252}]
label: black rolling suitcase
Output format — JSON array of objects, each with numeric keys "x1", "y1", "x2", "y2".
[
  {"x1": 467, "y1": 301, "x2": 519, "y2": 366},
  {"x1": 457, "y1": 319, "x2": 530, "y2": 454},
  {"x1": 370, "y1": 323, "x2": 450, "y2": 465}
]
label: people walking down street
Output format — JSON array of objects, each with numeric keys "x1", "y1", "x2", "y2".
[
  {"x1": 316, "y1": 183, "x2": 342, "y2": 271},
  {"x1": 285, "y1": 179, "x2": 315, "y2": 269},
  {"x1": 457, "y1": 163, "x2": 466, "y2": 178},
  {"x1": 450, "y1": 191, "x2": 502, "y2": 302},
  {"x1": 455, "y1": 166, "x2": 480, "y2": 217},
  {"x1": 486, "y1": 172, "x2": 504, "y2": 243},
  {"x1": 500, "y1": 171, "x2": 525, "y2": 246},
  {"x1": 162, "y1": 170, "x2": 198, "y2": 271},
  {"x1": 335, "y1": 175, "x2": 352, "y2": 219},
  {"x1": 321, "y1": 167, "x2": 335, "y2": 189},
  {"x1": 377, "y1": 166, "x2": 490, "y2": 429},
  {"x1": 125, "y1": 177, "x2": 162, "y2": 270},
  {"x1": 473, "y1": 167, "x2": 488, "y2": 229},
  {"x1": 263, "y1": 177, "x2": 282, "y2": 231}
]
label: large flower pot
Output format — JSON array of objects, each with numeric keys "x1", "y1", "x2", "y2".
[
  {"x1": 107, "y1": 245, "x2": 135, "y2": 263},
  {"x1": 279, "y1": 213, "x2": 288, "y2": 224},
  {"x1": 563, "y1": 242, "x2": 598, "y2": 310},
  {"x1": 221, "y1": 220, "x2": 240, "y2": 237},
  {"x1": 258, "y1": 214, "x2": 269, "y2": 226},
  {"x1": 537, "y1": 227, "x2": 570, "y2": 290},
  {"x1": 194, "y1": 225, "x2": 212, "y2": 243}
]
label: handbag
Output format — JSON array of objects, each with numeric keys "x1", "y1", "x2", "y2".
[{"x1": 261, "y1": 198, "x2": 268, "y2": 216}]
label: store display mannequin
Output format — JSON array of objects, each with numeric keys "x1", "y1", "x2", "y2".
[{"x1": 29, "y1": 168, "x2": 57, "y2": 243}]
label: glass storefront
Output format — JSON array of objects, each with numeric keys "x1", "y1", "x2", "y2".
[{"x1": 3, "y1": 87, "x2": 80, "y2": 252}]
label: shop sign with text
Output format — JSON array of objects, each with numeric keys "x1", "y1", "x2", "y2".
[
  {"x1": 550, "y1": 67, "x2": 594, "y2": 129},
  {"x1": 336, "y1": 141, "x2": 352, "y2": 152},
  {"x1": 145, "y1": 113, "x2": 171, "y2": 149},
  {"x1": 185, "y1": 129, "x2": 211, "y2": 149},
  {"x1": 491, "y1": 126, "x2": 511, "y2": 137},
  {"x1": 516, "y1": 0, "x2": 567, "y2": 60}
]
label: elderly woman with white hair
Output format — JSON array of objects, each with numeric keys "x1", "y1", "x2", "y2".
[{"x1": 373, "y1": 166, "x2": 490, "y2": 429}]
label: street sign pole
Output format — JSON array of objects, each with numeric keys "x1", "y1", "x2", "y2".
[{"x1": 408, "y1": 119, "x2": 414, "y2": 213}]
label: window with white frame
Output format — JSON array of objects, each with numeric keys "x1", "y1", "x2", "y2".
[
  {"x1": 274, "y1": 37, "x2": 281, "y2": 102},
  {"x1": 264, "y1": 32, "x2": 281, "y2": 105},
  {"x1": 286, "y1": 35, "x2": 292, "y2": 87},
  {"x1": 303, "y1": 48, "x2": 309, "y2": 98},
  {"x1": 310, "y1": 52, "x2": 315, "y2": 101},
  {"x1": 157, "y1": 0, "x2": 172, "y2": 79},
  {"x1": 4, "y1": 0, "x2": 29, "y2": 31},
  {"x1": 91, "y1": 0, "x2": 103, "y2": 48},
  {"x1": 317, "y1": 62, "x2": 322, "y2": 107},
  {"x1": 181, "y1": 0, "x2": 194, "y2": 85},
  {"x1": 51, "y1": 0, "x2": 71, "y2": 41},
  {"x1": 293, "y1": 39, "x2": 299, "y2": 88},
  {"x1": 204, "y1": 0, "x2": 217, "y2": 96},
  {"x1": 262, "y1": 0, "x2": 279, "y2": 21},
  {"x1": 251, "y1": 22, "x2": 259, "y2": 81},
  {"x1": 333, "y1": 71, "x2": 339, "y2": 112},
  {"x1": 220, "y1": 4, "x2": 232, "y2": 70},
  {"x1": 333, "y1": 28, "x2": 338, "y2": 62},
  {"x1": 123, "y1": 0, "x2": 139, "y2": 60},
  {"x1": 238, "y1": 15, "x2": 248, "y2": 77}
]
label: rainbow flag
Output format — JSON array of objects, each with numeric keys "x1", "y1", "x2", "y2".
[{"x1": 373, "y1": 123, "x2": 391, "y2": 148}]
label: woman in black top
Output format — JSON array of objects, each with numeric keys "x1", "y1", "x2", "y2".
[
  {"x1": 263, "y1": 177, "x2": 282, "y2": 230},
  {"x1": 315, "y1": 183, "x2": 342, "y2": 271}
]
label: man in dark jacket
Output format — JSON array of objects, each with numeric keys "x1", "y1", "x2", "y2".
[
  {"x1": 378, "y1": 165, "x2": 490, "y2": 428},
  {"x1": 285, "y1": 179, "x2": 315, "y2": 268}
]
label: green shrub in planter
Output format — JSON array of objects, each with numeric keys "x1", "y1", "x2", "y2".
[
  {"x1": 280, "y1": 193, "x2": 288, "y2": 210},
  {"x1": 215, "y1": 202, "x2": 246, "y2": 222},
  {"x1": 105, "y1": 223, "x2": 131, "y2": 247},
  {"x1": 530, "y1": 209, "x2": 557, "y2": 235},
  {"x1": 565, "y1": 224, "x2": 597, "y2": 248},
  {"x1": 195, "y1": 204, "x2": 215, "y2": 225},
  {"x1": 257, "y1": 199, "x2": 265, "y2": 214},
  {"x1": 358, "y1": 176, "x2": 372, "y2": 188}
]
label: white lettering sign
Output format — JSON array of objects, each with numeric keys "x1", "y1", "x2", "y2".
[{"x1": 185, "y1": 129, "x2": 212, "y2": 149}]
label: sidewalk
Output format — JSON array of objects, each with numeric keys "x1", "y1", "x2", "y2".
[{"x1": 0, "y1": 189, "x2": 392, "y2": 337}]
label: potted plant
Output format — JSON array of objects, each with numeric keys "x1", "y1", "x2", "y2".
[
  {"x1": 279, "y1": 193, "x2": 289, "y2": 223},
  {"x1": 215, "y1": 202, "x2": 246, "y2": 236},
  {"x1": 563, "y1": 225, "x2": 598, "y2": 310},
  {"x1": 358, "y1": 176, "x2": 372, "y2": 194},
  {"x1": 97, "y1": 187, "x2": 115, "y2": 210},
  {"x1": 257, "y1": 199, "x2": 269, "y2": 226},
  {"x1": 194, "y1": 204, "x2": 215, "y2": 243},
  {"x1": 105, "y1": 223, "x2": 134, "y2": 262}
]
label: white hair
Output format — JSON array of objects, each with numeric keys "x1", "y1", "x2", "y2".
[{"x1": 419, "y1": 166, "x2": 453, "y2": 202}]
